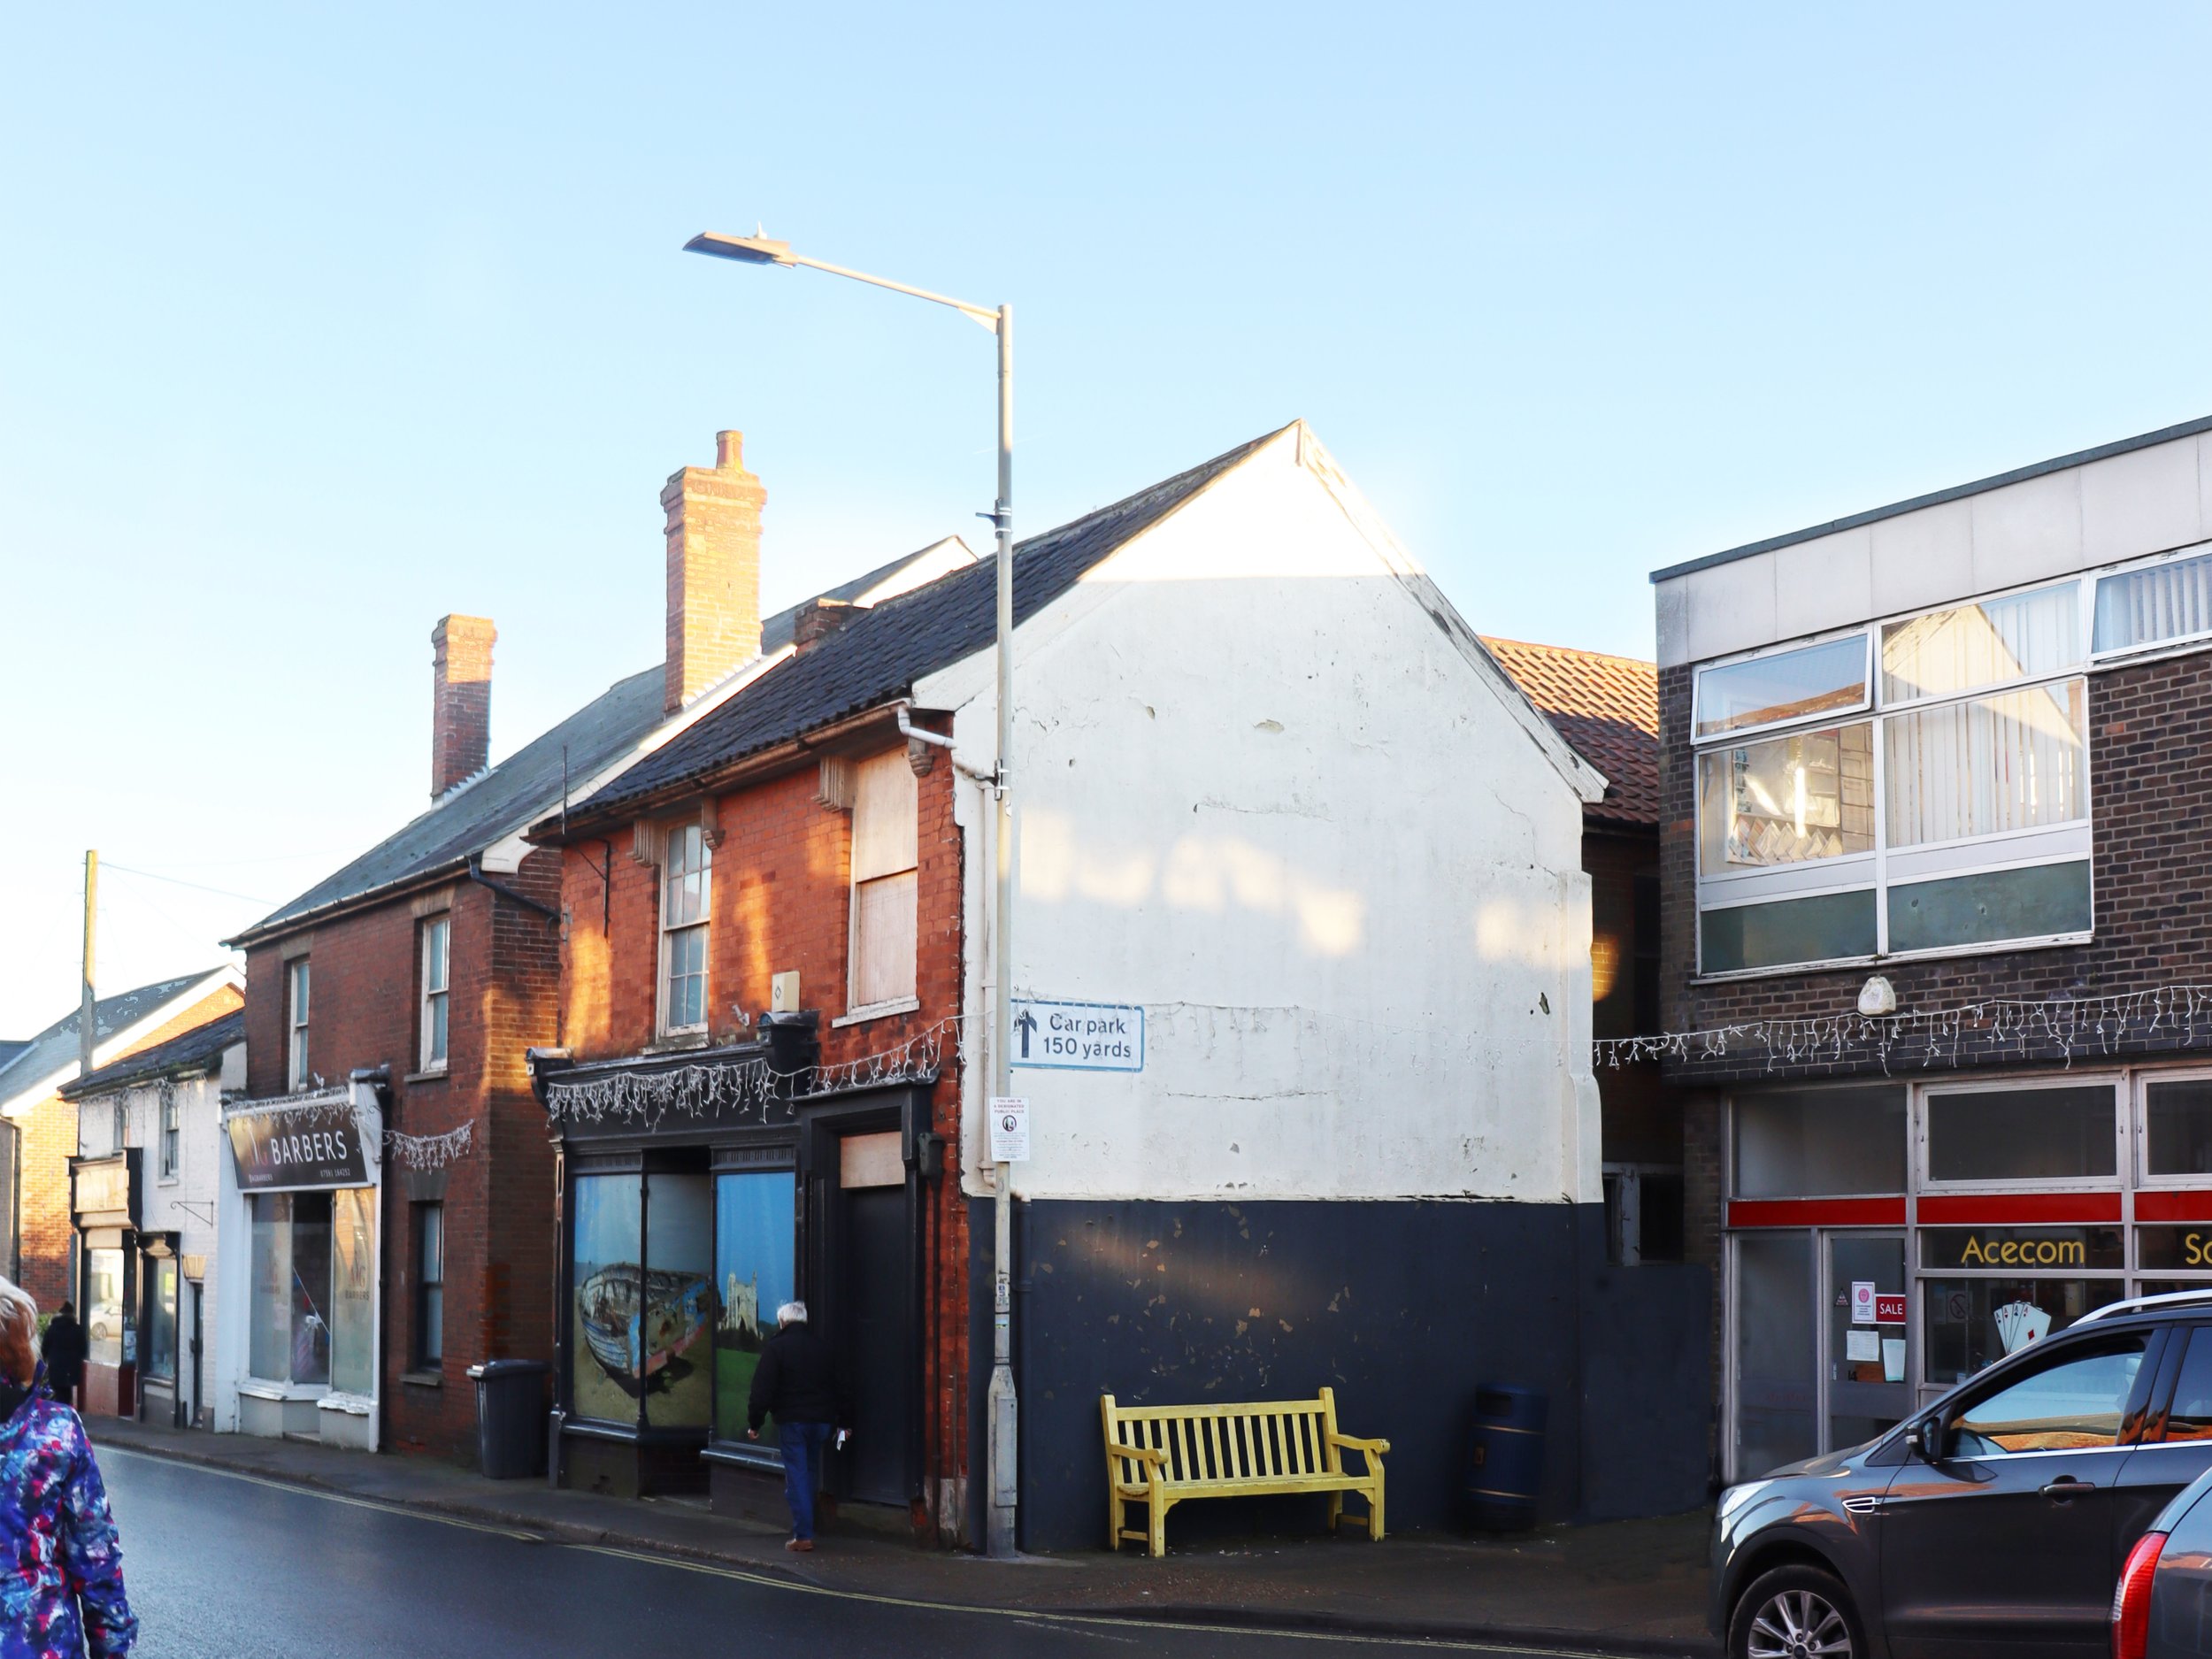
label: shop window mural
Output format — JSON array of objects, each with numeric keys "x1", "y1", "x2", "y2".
[
  {"x1": 572, "y1": 1176, "x2": 642, "y2": 1423},
  {"x1": 644, "y1": 1175, "x2": 712, "y2": 1428},
  {"x1": 572, "y1": 1173, "x2": 716, "y2": 1426},
  {"x1": 714, "y1": 1171, "x2": 795, "y2": 1441}
]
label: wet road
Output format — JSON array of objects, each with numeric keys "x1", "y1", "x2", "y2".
[{"x1": 102, "y1": 1448, "x2": 1605, "y2": 1659}]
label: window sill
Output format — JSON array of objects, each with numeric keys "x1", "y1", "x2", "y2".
[
  {"x1": 833, "y1": 996, "x2": 921, "y2": 1028},
  {"x1": 1692, "y1": 932, "x2": 2091, "y2": 986},
  {"x1": 401, "y1": 1369, "x2": 443, "y2": 1389},
  {"x1": 643, "y1": 1033, "x2": 712, "y2": 1055},
  {"x1": 240, "y1": 1379, "x2": 326, "y2": 1402},
  {"x1": 403, "y1": 1067, "x2": 449, "y2": 1086}
]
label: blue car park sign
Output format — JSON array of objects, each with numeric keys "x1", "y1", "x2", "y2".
[{"x1": 1010, "y1": 1000, "x2": 1145, "y2": 1071}]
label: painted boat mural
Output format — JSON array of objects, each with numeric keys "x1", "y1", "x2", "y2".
[{"x1": 579, "y1": 1264, "x2": 712, "y2": 1382}]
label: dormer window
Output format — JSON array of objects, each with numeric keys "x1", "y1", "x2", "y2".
[{"x1": 659, "y1": 822, "x2": 711, "y2": 1036}]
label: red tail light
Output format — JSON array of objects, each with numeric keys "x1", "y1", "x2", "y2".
[{"x1": 2114, "y1": 1529, "x2": 2168, "y2": 1659}]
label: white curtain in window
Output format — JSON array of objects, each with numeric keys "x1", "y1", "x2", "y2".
[
  {"x1": 1883, "y1": 680, "x2": 2087, "y2": 846},
  {"x1": 2094, "y1": 549, "x2": 2212, "y2": 654},
  {"x1": 1881, "y1": 583, "x2": 2078, "y2": 703}
]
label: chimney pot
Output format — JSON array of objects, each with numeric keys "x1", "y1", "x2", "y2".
[
  {"x1": 430, "y1": 615, "x2": 495, "y2": 798},
  {"x1": 664, "y1": 430, "x2": 765, "y2": 712}
]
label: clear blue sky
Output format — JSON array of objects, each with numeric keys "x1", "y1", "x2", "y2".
[{"x1": 5, "y1": 3, "x2": 2211, "y2": 1035}]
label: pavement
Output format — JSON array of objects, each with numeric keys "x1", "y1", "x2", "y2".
[{"x1": 87, "y1": 1416, "x2": 1717, "y2": 1656}]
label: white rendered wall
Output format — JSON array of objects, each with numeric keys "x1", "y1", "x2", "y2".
[
  {"x1": 921, "y1": 428, "x2": 1602, "y2": 1206},
  {"x1": 73, "y1": 1058, "x2": 230, "y2": 1428},
  {"x1": 1656, "y1": 426, "x2": 2212, "y2": 667}
]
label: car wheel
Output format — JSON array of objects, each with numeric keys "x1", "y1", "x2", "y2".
[{"x1": 1730, "y1": 1563, "x2": 1863, "y2": 1659}]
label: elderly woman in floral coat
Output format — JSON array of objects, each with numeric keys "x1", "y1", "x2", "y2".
[{"x1": 0, "y1": 1279, "x2": 134, "y2": 1657}]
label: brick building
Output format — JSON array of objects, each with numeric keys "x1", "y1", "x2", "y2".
[
  {"x1": 1650, "y1": 413, "x2": 2212, "y2": 1482},
  {"x1": 222, "y1": 432, "x2": 969, "y2": 1458},
  {"x1": 534, "y1": 420, "x2": 1706, "y2": 1548},
  {"x1": 0, "y1": 969, "x2": 242, "y2": 1312}
]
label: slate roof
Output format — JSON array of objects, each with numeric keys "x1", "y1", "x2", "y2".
[
  {"x1": 1480, "y1": 637, "x2": 1660, "y2": 830},
  {"x1": 231, "y1": 665, "x2": 668, "y2": 942},
  {"x1": 555, "y1": 426, "x2": 1289, "y2": 829},
  {"x1": 60, "y1": 1010, "x2": 244, "y2": 1100},
  {"x1": 0, "y1": 1043, "x2": 26, "y2": 1076},
  {"x1": 0, "y1": 970, "x2": 233, "y2": 1114},
  {"x1": 234, "y1": 542, "x2": 975, "y2": 943}
]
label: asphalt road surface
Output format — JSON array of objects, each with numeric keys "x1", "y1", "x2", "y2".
[{"x1": 100, "y1": 1448, "x2": 1609, "y2": 1659}]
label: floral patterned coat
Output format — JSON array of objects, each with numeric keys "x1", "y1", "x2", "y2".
[{"x1": 0, "y1": 1386, "x2": 134, "y2": 1658}]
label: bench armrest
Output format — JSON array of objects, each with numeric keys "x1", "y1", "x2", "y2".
[
  {"x1": 1104, "y1": 1440, "x2": 1170, "y2": 1468},
  {"x1": 1328, "y1": 1432, "x2": 1390, "y2": 1456}
]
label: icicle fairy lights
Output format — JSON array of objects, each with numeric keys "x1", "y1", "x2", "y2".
[
  {"x1": 1594, "y1": 984, "x2": 2212, "y2": 1074},
  {"x1": 542, "y1": 1018, "x2": 964, "y2": 1131}
]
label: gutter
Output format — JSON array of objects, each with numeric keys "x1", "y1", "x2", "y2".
[
  {"x1": 895, "y1": 704, "x2": 997, "y2": 787},
  {"x1": 465, "y1": 858, "x2": 561, "y2": 925}
]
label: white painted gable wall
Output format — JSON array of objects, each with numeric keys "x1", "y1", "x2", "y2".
[{"x1": 918, "y1": 429, "x2": 1603, "y2": 1207}]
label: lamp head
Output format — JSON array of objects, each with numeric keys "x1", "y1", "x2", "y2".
[{"x1": 684, "y1": 229, "x2": 795, "y2": 266}]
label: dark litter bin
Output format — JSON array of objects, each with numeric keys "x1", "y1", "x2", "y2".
[
  {"x1": 469, "y1": 1358, "x2": 549, "y2": 1479},
  {"x1": 1464, "y1": 1384, "x2": 1547, "y2": 1531}
]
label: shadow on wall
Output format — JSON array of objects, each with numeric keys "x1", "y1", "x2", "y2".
[{"x1": 1010, "y1": 1197, "x2": 1712, "y2": 1551}]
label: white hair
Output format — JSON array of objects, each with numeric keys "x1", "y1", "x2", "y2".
[
  {"x1": 0, "y1": 1278, "x2": 39, "y2": 1381},
  {"x1": 777, "y1": 1300, "x2": 808, "y2": 1327}
]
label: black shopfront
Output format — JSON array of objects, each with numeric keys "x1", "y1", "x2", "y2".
[{"x1": 534, "y1": 1015, "x2": 943, "y2": 1515}]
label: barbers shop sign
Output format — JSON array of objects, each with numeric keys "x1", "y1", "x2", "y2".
[{"x1": 227, "y1": 1102, "x2": 368, "y2": 1191}]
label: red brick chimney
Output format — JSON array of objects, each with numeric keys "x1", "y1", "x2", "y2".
[
  {"x1": 662, "y1": 430, "x2": 764, "y2": 712},
  {"x1": 430, "y1": 614, "x2": 495, "y2": 798}
]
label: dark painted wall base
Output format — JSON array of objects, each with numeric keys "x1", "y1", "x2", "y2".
[{"x1": 1004, "y1": 1197, "x2": 1710, "y2": 1553}]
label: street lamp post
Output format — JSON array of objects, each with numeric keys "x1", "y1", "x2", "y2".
[{"x1": 684, "y1": 229, "x2": 1021, "y2": 1559}]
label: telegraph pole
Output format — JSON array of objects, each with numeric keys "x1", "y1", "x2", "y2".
[{"x1": 79, "y1": 850, "x2": 97, "y2": 1079}]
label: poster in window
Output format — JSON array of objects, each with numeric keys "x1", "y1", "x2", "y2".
[
  {"x1": 714, "y1": 1171, "x2": 795, "y2": 1440},
  {"x1": 571, "y1": 1175, "x2": 642, "y2": 1423}
]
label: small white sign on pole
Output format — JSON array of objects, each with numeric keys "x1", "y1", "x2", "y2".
[{"x1": 988, "y1": 1096, "x2": 1031, "y2": 1163}]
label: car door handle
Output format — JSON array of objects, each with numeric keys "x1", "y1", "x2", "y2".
[{"x1": 2041, "y1": 1478, "x2": 2092, "y2": 1501}]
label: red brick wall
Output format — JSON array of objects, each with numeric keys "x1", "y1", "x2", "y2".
[
  {"x1": 22, "y1": 985, "x2": 243, "y2": 1310},
  {"x1": 1586, "y1": 827, "x2": 1671, "y2": 1165},
  {"x1": 242, "y1": 861, "x2": 564, "y2": 1461},
  {"x1": 557, "y1": 737, "x2": 972, "y2": 1529}
]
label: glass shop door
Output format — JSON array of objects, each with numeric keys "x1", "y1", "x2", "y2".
[{"x1": 1824, "y1": 1233, "x2": 1911, "y2": 1452}]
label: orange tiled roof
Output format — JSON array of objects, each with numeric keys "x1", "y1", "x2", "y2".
[{"x1": 1480, "y1": 636, "x2": 1659, "y2": 830}]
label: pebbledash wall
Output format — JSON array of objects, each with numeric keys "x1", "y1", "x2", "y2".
[
  {"x1": 1653, "y1": 413, "x2": 2212, "y2": 1483},
  {"x1": 922, "y1": 426, "x2": 1709, "y2": 1546}
]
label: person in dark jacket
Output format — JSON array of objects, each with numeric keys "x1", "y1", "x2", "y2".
[
  {"x1": 745, "y1": 1301, "x2": 849, "y2": 1551},
  {"x1": 40, "y1": 1308, "x2": 83, "y2": 1413}
]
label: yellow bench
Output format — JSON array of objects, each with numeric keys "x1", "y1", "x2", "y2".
[{"x1": 1101, "y1": 1386, "x2": 1388, "y2": 1557}]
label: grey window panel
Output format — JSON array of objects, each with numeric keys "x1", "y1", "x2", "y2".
[
  {"x1": 1701, "y1": 889, "x2": 1877, "y2": 973},
  {"x1": 1926, "y1": 1084, "x2": 2118, "y2": 1182},
  {"x1": 1886, "y1": 860, "x2": 2090, "y2": 956}
]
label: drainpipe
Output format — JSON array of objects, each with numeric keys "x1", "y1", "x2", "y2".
[{"x1": 895, "y1": 705, "x2": 995, "y2": 787}]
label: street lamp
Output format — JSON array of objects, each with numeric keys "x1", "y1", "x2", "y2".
[{"x1": 685, "y1": 228, "x2": 1021, "y2": 1560}]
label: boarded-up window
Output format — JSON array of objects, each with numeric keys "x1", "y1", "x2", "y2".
[{"x1": 849, "y1": 750, "x2": 918, "y2": 1010}]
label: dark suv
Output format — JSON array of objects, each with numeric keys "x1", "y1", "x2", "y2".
[{"x1": 1712, "y1": 1291, "x2": 2212, "y2": 1659}]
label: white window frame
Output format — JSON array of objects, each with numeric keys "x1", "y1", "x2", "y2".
[
  {"x1": 657, "y1": 822, "x2": 711, "y2": 1038},
  {"x1": 1691, "y1": 629, "x2": 1873, "y2": 744},
  {"x1": 1914, "y1": 1071, "x2": 2127, "y2": 1194},
  {"x1": 844, "y1": 749, "x2": 920, "y2": 1021},
  {"x1": 158, "y1": 1087, "x2": 178, "y2": 1179},
  {"x1": 2088, "y1": 538, "x2": 2212, "y2": 664},
  {"x1": 2131, "y1": 1065, "x2": 2212, "y2": 1190},
  {"x1": 288, "y1": 958, "x2": 311, "y2": 1090},
  {"x1": 1693, "y1": 571, "x2": 2103, "y2": 977},
  {"x1": 419, "y1": 914, "x2": 450, "y2": 1074}
]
